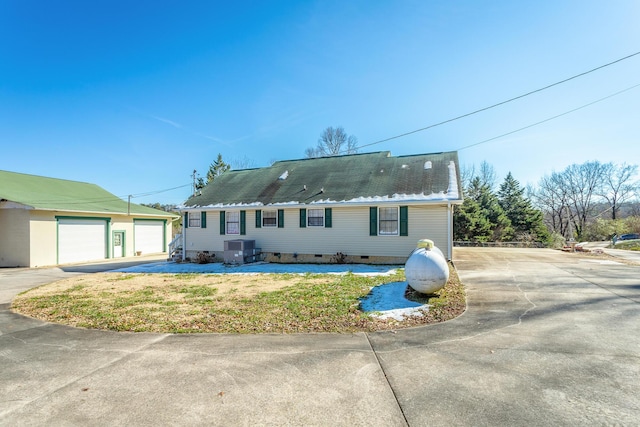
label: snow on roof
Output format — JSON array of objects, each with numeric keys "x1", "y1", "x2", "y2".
[
  {"x1": 182, "y1": 191, "x2": 460, "y2": 210},
  {"x1": 446, "y1": 161, "x2": 459, "y2": 199},
  {"x1": 184, "y1": 151, "x2": 462, "y2": 209}
]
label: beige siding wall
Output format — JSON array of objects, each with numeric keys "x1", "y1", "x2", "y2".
[
  {"x1": 184, "y1": 205, "x2": 451, "y2": 262},
  {"x1": 0, "y1": 208, "x2": 31, "y2": 267},
  {"x1": 108, "y1": 216, "x2": 173, "y2": 257},
  {"x1": 0, "y1": 210, "x2": 174, "y2": 268},
  {"x1": 111, "y1": 219, "x2": 135, "y2": 258},
  {"x1": 29, "y1": 211, "x2": 58, "y2": 267},
  {"x1": 29, "y1": 212, "x2": 137, "y2": 267}
]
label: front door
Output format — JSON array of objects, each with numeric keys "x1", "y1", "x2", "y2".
[{"x1": 113, "y1": 231, "x2": 125, "y2": 258}]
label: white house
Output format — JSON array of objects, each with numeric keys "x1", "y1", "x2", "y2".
[
  {"x1": 0, "y1": 170, "x2": 178, "y2": 268},
  {"x1": 180, "y1": 151, "x2": 463, "y2": 264}
]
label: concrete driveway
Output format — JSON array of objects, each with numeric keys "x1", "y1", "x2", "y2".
[{"x1": 1, "y1": 248, "x2": 638, "y2": 426}]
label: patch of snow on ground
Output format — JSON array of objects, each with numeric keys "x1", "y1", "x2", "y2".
[
  {"x1": 115, "y1": 261, "x2": 399, "y2": 276},
  {"x1": 359, "y1": 281, "x2": 429, "y2": 321}
]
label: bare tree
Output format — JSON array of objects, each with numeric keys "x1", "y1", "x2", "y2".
[
  {"x1": 534, "y1": 172, "x2": 572, "y2": 238},
  {"x1": 460, "y1": 160, "x2": 498, "y2": 191},
  {"x1": 563, "y1": 161, "x2": 608, "y2": 239},
  {"x1": 306, "y1": 126, "x2": 358, "y2": 158},
  {"x1": 460, "y1": 161, "x2": 497, "y2": 192},
  {"x1": 479, "y1": 161, "x2": 498, "y2": 191},
  {"x1": 229, "y1": 155, "x2": 256, "y2": 170},
  {"x1": 599, "y1": 163, "x2": 639, "y2": 219}
]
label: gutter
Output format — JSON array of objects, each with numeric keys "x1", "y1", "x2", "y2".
[
  {"x1": 182, "y1": 228, "x2": 186, "y2": 262},
  {"x1": 447, "y1": 201, "x2": 453, "y2": 260},
  {"x1": 183, "y1": 198, "x2": 464, "y2": 211}
]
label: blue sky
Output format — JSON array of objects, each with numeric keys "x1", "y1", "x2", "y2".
[{"x1": 1, "y1": 1, "x2": 639, "y2": 205}]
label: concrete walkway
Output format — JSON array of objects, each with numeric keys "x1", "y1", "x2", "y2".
[{"x1": 0, "y1": 248, "x2": 638, "y2": 426}]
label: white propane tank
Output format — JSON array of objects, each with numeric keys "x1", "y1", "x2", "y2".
[{"x1": 405, "y1": 239, "x2": 449, "y2": 294}]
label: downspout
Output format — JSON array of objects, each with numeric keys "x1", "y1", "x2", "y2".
[
  {"x1": 447, "y1": 202, "x2": 452, "y2": 260},
  {"x1": 182, "y1": 211, "x2": 187, "y2": 262}
]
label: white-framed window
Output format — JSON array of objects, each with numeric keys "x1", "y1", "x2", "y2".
[
  {"x1": 188, "y1": 212, "x2": 201, "y2": 228},
  {"x1": 262, "y1": 210, "x2": 277, "y2": 227},
  {"x1": 226, "y1": 211, "x2": 240, "y2": 234},
  {"x1": 379, "y1": 207, "x2": 399, "y2": 235},
  {"x1": 308, "y1": 208, "x2": 324, "y2": 227}
]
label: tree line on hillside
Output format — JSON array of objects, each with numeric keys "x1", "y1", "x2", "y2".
[
  {"x1": 455, "y1": 161, "x2": 640, "y2": 245},
  {"x1": 533, "y1": 161, "x2": 638, "y2": 241}
]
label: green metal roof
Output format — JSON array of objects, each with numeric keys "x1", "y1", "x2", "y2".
[
  {"x1": 185, "y1": 151, "x2": 462, "y2": 208},
  {"x1": 0, "y1": 170, "x2": 178, "y2": 218}
]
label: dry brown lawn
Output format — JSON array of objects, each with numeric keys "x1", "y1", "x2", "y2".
[{"x1": 12, "y1": 268, "x2": 466, "y2": 334}]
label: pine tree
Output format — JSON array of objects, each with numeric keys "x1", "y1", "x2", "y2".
[
  {"x1": 498, "y1": 172, "x2": 550, "y2": 243},
  {"x1": 453, "y1": 198, "x2": 493, "y2": 241},
  {"x1": 207, "y1": 153, "x2": 230, "y2": 184},
  {"x1": 454, "y1": 177, "x2": 513, "y2": 242},
  {"x1": 469, "y1": 177, "x2": 513, "y2": 241}
]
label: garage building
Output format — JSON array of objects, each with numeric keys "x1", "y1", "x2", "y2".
[{"x1": 0, "y1": 170, "x2": 178, "y2": 268}]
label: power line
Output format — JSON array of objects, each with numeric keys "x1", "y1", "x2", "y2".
[
  {"x1": 456, "y1": 82, "x2": 640, "y2": 151},
  {"x1": 354, "y1": 51, "x2": 640, "y2": 152},
  {"x1": 127, "y1": 183, "x2": 192, "y2": 199}
]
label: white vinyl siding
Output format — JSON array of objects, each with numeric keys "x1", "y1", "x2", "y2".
[
  {"x1": 58, "y1": 218, "x2": 107, "y2": 264},
  {"x1": 184, "y1": 205, "x2": 451, "y2": 258},
  {"x1": 134, "y1": 220, "x2": 165, "y2": 254}
]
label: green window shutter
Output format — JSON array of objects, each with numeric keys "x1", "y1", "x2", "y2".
[
  {"x1": 240, "y1": 210, "x2": 246, "y2": 235},
  {"x1": 278, "y1": 209, "x2": 284, "y2": 228},
  {"x1": 369, "y1": 207, "x2": 378, "y2": 236},
  {"x1": 219, "y1": 211, "x2": 226, "y2": 235},
  {"x1": 299, "y1": 208, "x2": 306, "y2": 228},
  {"x1": 255, "y1": 210, "x2": 261, "y2": 228},
  {"x1": 201, "y1": 211, "x2": 207, "y2": 228},
  {"x1": 400, "y1": 206, "x2": 408, "y2": 236},
  {"x1": 325, "y1": 208, "x2": 332, "y2": 228},
  {"x1": 184, "y1": 213, "x2": 189, "y2": 229}
]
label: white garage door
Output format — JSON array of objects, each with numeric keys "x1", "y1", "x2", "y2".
[
  {"x1": 58, "y1": 219, "x2": 107, "y2": 264},
  {"x1": 134, "y1": 220, "x2": 165, "y2": 255}
]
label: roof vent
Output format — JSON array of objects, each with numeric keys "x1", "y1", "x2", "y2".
[
  {"x1": 401, "y1": 164, "x2": 409, "y2": 169},
  {"x1": 424, "y1": 161, "x2": 432, "y2": 170},
  {"x1": 279, "y1": 170, "x2": 289, "y2": 180}
]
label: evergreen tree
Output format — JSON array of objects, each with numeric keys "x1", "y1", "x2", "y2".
[
  {"x1": 468, "y1": 177, "x2": 513, "y2": 241},
  {"x1": 195, "y1": 177, "x2": 206, "y2": 191},
  {"x1": 498, "y1": 172, "x2": 550, "y2": 243},
  {"x1": 453, "y1": 198, "x2": 493, "y2": 241},
  {"x1": 207, "y1": 153, "x2": 230, "y2": 184},
  {"x1": 454, "y1": 177, "x2": 513, "y2": 242}
]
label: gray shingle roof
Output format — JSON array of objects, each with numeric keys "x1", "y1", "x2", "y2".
[{"x1": 185, "y1": 151, "x2": 462, "y2": 208}]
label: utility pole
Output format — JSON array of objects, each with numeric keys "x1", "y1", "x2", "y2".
[{"x1": 192, "y1": 170, "x2": 197, "y2": 196}]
